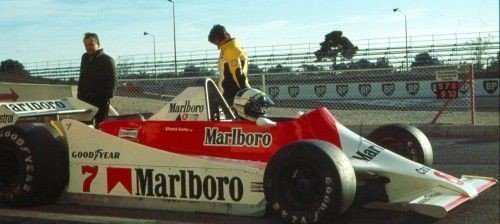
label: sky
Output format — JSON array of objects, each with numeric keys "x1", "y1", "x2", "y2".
[{"x1": 0, "y1": 0, "x2": 498, "y2": 64}]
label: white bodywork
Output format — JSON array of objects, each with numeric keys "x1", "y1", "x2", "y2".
[
  {"x1": 61, "y1": 119, "x2": 267, "y2": 216},
  {"x1": 336, "y1": 123, "x2": 496, "y2": 218}
]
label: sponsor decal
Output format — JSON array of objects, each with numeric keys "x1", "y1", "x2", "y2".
[
  {"x1": 268, "y1": 86, "x2": 280, "y2": 98},
  {"x1": 415, "y1": 166, "x2": 430, "y2": 175},
  {"x1": 169, "y1": 100, "x2": 204, "y2": 113},
  {"x1": 204, "y1": 127, "x2": 272, "y2": 148},
  {"x1": 71, "y1": 149, "x2": 120, "y2": 160},
  {"x1": 135, "y1": 168, "x2": 244, "y2": 202},
  {"x1": 3, "y1": 100, "x2": 67, "y2": 113},
  {"x1": 288, "y1": 86, "x2": 300, "y2": 98},
  {"x1": 406, "y1": 82, "x2": 420, "y2": 96},
  {"x1": 0, "y1": 114, "x2": 14, "y2": 123},
  {"x1": 250, "y1": 182, "x2": 264, "y2": 192},
  {"x1": 382, "y1": 83, "x2": 395, "y2": 96},
  {"x1": 434, "y1": 171, "x2": 464, "y2": 186},
  {"x1": 107, "y1": 167, "x2": 133, "y2": 194},
  {"x1": 180, "y1": 113, "x2": 199, "y2": 121},
  {"x1": 118, "y1": 128, "x2": 138, "y2": 139},
  {"x1": 459, "y1": 82, "x2": 470, "y2": 95},
  {"x1": 352, "y1": 145, "x2": 383, "y2": 162},
  {"x1": 314, "y1": 85, "x2": 327, "y2": 97},
  {"x1": 165, "y1": 127, "x2": 192, "y2": 132},
  {"x1": 358, "y1": 84, "x2": 371, "y2": 97},
  {"x1": 483, "y1": 80, "x2": 498, "y2": 94},
  {"x1": 416, "y1": 192, "x2": 442, "y2": 204},
  {"x1": 336, "y1": 84, "x2": 348, "y2": 97}
]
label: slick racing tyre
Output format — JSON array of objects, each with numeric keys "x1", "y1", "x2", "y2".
[
  {"x1": 0, "y1": 124, "x2": 68, "y2": 206},
  {"x1": 367, "y1": 124, "x2": 433, "y2": 166},
  {"x1": 264, "y1": 140, "x2": 356, "y2": 224}
]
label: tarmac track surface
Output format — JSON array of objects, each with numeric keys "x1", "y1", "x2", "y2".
[{"x1": 0, "y1": 137, "x2": 498, "y2": 224}]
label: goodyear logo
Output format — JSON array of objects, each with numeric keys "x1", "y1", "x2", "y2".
[{"x1": 0, "y1": 114, "x2": 14, "y2": 123}]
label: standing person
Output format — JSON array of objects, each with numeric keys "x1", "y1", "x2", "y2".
[
  {"x1": 208, "y1": 24, "x2": 250, "y2": 106},
  {"x1": 78, "y1": 32, "x2": 117, "y2": 127}
]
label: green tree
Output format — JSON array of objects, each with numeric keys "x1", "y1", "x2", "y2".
[
  {"x1": 248, "y1": 64, "x2": 263, "y2": 74},
  {"x1": 411, "y1": 52, "x2": 441, "y2": 67},
  {"x1": 0, "y1": 59, "x2": 30, "y2": 76},
  {"x1": 314, "y1": 31, "x2": 359, "y2": 66},
  {"x1": 300, "y1": 64, "x2": 321, "y2": 72},
  {"x1": 182, "y1": 64, "x2": 214, "y2": 77},
  {"x1": 485, "y1": 51, "x2": 499, "y2": 72},
  {"x1": 467, "y1": 37, "x2": 492, "y2": 71},
  {"x1": 267, "y1": 64, "x2": 291, "y2": 73},
  {"x1": 376, "y1": 57, "x2": 392, "y2": 68}
]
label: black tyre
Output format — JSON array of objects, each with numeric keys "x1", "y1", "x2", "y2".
[
  {"x1": 367, "y1": 124, "x2": 433, "y2": 166},
  {"x1": 0, "y1": 124, "x2": 68, "y2": 206},
  {"x1": 264, "y1": 140, "x2": 356, "y2": 224}
]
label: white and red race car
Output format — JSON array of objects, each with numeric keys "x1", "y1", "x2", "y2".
[{"x1": 0, "y1": 78, "x2": 496, "y2": 223}]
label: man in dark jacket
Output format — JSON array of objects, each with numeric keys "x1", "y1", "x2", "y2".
[{"x1": 78, "y1": 32, "x2": 117, "y2": 127}]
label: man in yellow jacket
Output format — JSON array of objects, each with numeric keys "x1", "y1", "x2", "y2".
[{"x1": 208, "y1": 24, "x2": 250, "y2": 106}]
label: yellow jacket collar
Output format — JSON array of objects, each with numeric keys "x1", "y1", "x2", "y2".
[{"x1": 219, "y1": 38, "x2": 238, "y2": 50}]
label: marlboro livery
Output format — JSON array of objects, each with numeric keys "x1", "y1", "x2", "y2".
[
  {"x1": 0, "y1": 78, "x2": 496, "y2": 224},
  {"x1": 0, "y1": 98, "x2": 98, "y2": 128}
]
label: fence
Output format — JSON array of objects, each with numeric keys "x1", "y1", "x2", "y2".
[
  {"x1": 24, "y1": 31, "x2": 499, "y2": 81},
  {"x1": 110, "y1": 64, "x2": 499, "y2": 126}
]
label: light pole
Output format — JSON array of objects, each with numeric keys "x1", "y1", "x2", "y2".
[
  {"x1": 393, "y1": 8, "x2": 408, "y2": 71},
  {"x1": 143, "y1": 31, "x2": 157, "y2": 78},
  {"x1": 167, "y1": 0, "x2": 177, "y2": 76}
]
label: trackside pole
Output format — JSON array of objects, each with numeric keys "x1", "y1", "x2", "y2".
[{"x1": 469, "y1": 65, "x2": 475, "y2": 125}]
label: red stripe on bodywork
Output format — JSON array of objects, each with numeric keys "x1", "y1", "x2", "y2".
[
  {"x1": 444, "y1": 196, "x2": 470, "y2": 211},
  {"x1": 476, "y1": 180, "x2": 496, "y2": 193}
]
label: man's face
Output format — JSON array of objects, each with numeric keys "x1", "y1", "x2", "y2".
[{"x1": 84, "y1": 37, "x2": 99, "y2": 55}]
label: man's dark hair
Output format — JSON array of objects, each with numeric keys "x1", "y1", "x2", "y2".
[
  {"x1": 83, "y1": 32, "x2": 100, "y2": 45},
  {"x1": 208, "y1": 24, "x2": 230, "y2": 44}
]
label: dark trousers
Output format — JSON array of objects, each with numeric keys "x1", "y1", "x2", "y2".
[
  {"x1": 93, "y1": 100, "x2": 110, "y2": 127},
  {"x1": 79, "y1": 97, "x2": 110, "y2": 128}
]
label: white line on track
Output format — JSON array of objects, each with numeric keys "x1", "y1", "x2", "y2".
[{"x1": 0, "y1": 208, "x2": 197, "y2": 224}]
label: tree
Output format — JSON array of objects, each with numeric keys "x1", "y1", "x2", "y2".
[
  {"x1": 0, "y1": 59, "x2": 30, "y2": 76},
  {"x1": 314, "y1": 31, "x2": 359, "y2": 66},
  {"x1": 467, "y1": 37, "x2": 492, "y2": 70},
  {"x1": 299, "y1": 64, "x2": 321, "y2": 72},
  {"x1": 376, "y1": 57, "x2": 392, "y2": 68},
  {"x1": 267, "y1": 64, "x2": 291, "y2": 73},
  {"x1": 485, "y1": 51, "x2": 499, "y2": 72},
  {"x1": 182, "y1": 64, "x2": 214, "y2": 77},
  {"x1": 411, "y1": 52, "x2": 441, "y2": 67},
  {"x1": 248, "y1": 64, "x2": 263, "y2": 74}
]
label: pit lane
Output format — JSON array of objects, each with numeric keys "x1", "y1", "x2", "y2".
[{"x1": 0, "y1": 137, "x2": 498, "y2": 224}]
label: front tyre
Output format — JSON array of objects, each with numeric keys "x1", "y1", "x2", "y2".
[
  {"x1": 0, "y1": 124, "x2": 68, "y2": 206},
  {"x1": 264, "y1": 140, "x2": 356, "y2": 224}
]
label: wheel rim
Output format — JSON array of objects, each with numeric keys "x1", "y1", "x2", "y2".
[
  {"x1": 280, "y1": 160, "x2": 324, "y2": 210},
  {"x1": 0, "y1": 146, "x2": 20, "y2": 190}
]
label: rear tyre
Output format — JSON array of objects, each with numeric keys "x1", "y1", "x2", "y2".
[
  {"x1": 0, "y1": 124, "x2": 68, "y2": 206},
  {"x1": 367, "y1": 124, "x2": 433, "y2": 166},
  {"x1": 264, "y1": 140, "x2": 356, "y2": 223}
]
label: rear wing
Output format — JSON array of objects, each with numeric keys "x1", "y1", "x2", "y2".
[{"x1": 0, "y1": 98, "x2": 98, "y2": 128}]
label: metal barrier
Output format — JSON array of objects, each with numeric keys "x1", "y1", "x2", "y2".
[
  {"x1": 25, "y1": 31, "x2": 499, "y2": 81},
  {"x1": 110, "y1": 64, "x2": 499, "y2": 125}
]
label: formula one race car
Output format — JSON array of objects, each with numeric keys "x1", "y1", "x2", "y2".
[{"x1": 0, "y1": 78, "x2": 496, "y2": 224}]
